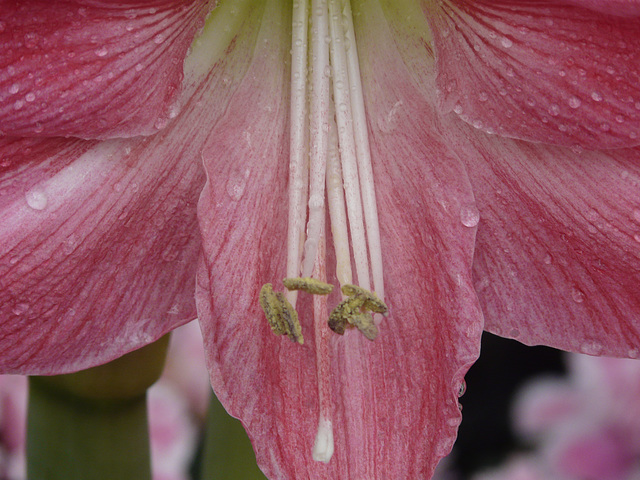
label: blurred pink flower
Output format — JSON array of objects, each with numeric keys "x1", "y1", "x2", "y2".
[
  {"x1": 160, "y1": 321, "x2": 210, "y2": 420},
  {"x1": 148, "y1": 383, "x2": 199, "y2": 480},
  {"x1": 508, "y1": 355, "x2": 640, "y2": 480},
  {"x1": 0, "y1": 376, "x2": 27, "y2": 480}
]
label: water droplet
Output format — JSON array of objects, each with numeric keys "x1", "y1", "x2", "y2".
[
  {"x1": 548, "y1": 104, "x2": 560, "y2": 116},
  {"x1": 25, "y1": 92, "x2": 35, "y2": 102},
  {"x1": 225, "y1": 170, "x2": 248, "y2": 201},
  {"x1": 568, "y1": 96, "x2": 581, "y2": 108},
  {"x1": 25, "y1": 188, "x2": 48, "y2": 210},
  {"x1": 570, "y1": 286, "x2": 585, "y2": 303},
  {"x1": 580, "y1": 341, "x2": 603, "y2": 355},
  {"x1": 478, "y1": 91, "x2": 488, "y2": 102},
  {"x1": 458, "y1": 381, "x2": 466, "y2": 397},
  {"x1": 591, "y1": 91, "x2": 603, "y2": 102},
  {"x1": 543, "y1": 253, "x2": 553, "y2": 265},
  {"x1": 501, "y1": 37, "x2": 513, "y2": 48},
  {"x1": 154, "y1": 117, "x2": 168, "y2": 130},
  {"x1": 94, "y1": 46, "x2": 108, "y2": 57},
  {"x1": 9, "y1": 83, "x2": 19, "y2": 94},
  {"x1": 12, "y1": 302, "x2": 29, "y2": 316},
  {"x1": 153, "y1": 33, "x2": 165, "y2": 44},
  {"x1": 453, "y1": 104, "x2": 464, "y2": 115},
  {"x1": 460, "y1": 204, "x2": 480, "y2": 227}
]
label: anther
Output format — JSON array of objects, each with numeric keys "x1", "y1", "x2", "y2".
[
  {"x1": 328, "y1": 284, "x2": 387, "y2": 341},
  {"x1": 283, "y1": 277, "x2": 334, "y2": 295},
  {"x1": 259, "y1": 283, "x2": 304, "y2": 344},
  {"x1": 341, "y1": 284, "x2": 388, "y2": 315}
]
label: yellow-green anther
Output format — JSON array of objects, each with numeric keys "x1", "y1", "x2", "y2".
[
  {"x1": 341, "y1": 284, "x2": 388, "y2": 314},
  {"x1": 283, "y1": 277, "x2": 334, "y2": 295},
  {"x1": 347, "y1": 312, "x2": 378, "y2": 341},
  {"x1": 259, "y1": 283, "x2": 304, "y2": 344}
]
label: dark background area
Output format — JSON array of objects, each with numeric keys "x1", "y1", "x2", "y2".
[{"x1": 454, "y1": 332, "x2": 565, "y2": 475}]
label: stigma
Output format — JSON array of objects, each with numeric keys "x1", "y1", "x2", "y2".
[{"x1": 259, "y1": 0, "x2": 386, "y2": 464}]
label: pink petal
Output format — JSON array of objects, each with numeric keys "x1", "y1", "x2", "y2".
[
  {"x1": 426, "y1": 0, "x2": 640, "y2": 149},
  {"x1": 454, "y1": 119, "x2": 640, "y2": 357},
  {"x1": 563, "y1": 0, "x2": 640, "y2": 17},
  {"x1": 0, "y1": 0, "x2": 261, "y2": 375},
  {"x1": 0, "y1": 130, "x2": 203, "y2": 374},
  {"x1": 196, "y1": 1, "x2": 481, "y2": 478},
  {"x1": 0, "y1": 0, "x2": 212, "y2": 139}
]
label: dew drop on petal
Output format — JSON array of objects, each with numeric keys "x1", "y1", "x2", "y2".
[
  {"x1": 579, "y1": 340, "x2": 603, "y2": 356},
  {"x1": 225, "y1": 170, "x2": 248, "y2": 201},
  {"x1": 25, "y1": 189, "x2": 48, "y2": 210},
  {"x1": 591, "y1": 91, "x2": 603, "y2": 102},
  {"x1": 12, "y1": 302, "x2": 29, "y2": 316},
  {"x1": 501, "y1": 37, "x2": 513, "y2": 48},
  {"x1": 568, "y1": 96, "x2": 581, "y2": 109},
  {"x1": 571, "y1": 286, "x2": 585, "y2": 304},
  {"x1": 460, "y1": 204, "x2": 480, "y2": 228},
  {"x1": 458, "y1": 380, "x2": 466, "y2": 397}
]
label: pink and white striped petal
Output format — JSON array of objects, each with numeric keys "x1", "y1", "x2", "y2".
[
  {"x1": 0, "y1": 0, "x2": 213, "y2": 139},
  {"x1": 454, "y1": 119, "x2": 640, "y2": 357},
  {"x1": 425, "y1": 0, "x2": 640, "y2": 149},
  {"x1": 0, "y1": 0, "x2": 253, "y2": 374}
]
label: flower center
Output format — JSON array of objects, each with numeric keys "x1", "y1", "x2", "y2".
[{"x1": 260, "y1": 0, "x2": 386, "y2": 464}]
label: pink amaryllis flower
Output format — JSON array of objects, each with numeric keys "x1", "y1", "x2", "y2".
[{"x1": 1, "y1": 0, "x2": 639, "y2": 478}]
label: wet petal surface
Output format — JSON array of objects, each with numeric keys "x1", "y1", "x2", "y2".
[
  {"x1": 426, "y1": 0, "x2": 640, "y2": 149},
  {"x1": 0, "y1": 0, "x2": 212, "y2": 139}
]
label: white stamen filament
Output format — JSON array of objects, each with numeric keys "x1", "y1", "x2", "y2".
[
  {"x1": 327, "y1": 0, "x2": 370, "y2": 290},
  {"x1": 286, "y1": 0, "x2": 310, "y2": 307},
  {"x1": 301, "y1": 0, "x2": 331, "y2": 278},
  {"x1": 326, "y1": 112, "x2": 353, "y2": 287},
  {"x1": 341, "y1": 0, "x2": 385, "y2": 301},
  {"x1": 285, "y1": 0, "x2": 385, "y2": 464}
]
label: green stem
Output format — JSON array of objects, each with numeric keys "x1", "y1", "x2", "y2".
[
  {"x1": 27, "y1": 336, "x2": 169, "y2": 480},
  {"x1": 200, "y1": 392, "x2": 267, "y2": 480}
]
